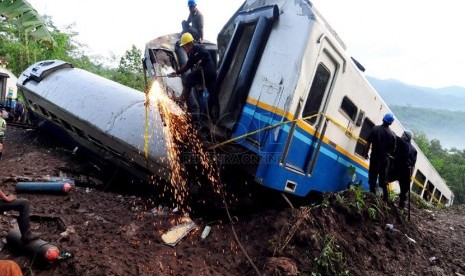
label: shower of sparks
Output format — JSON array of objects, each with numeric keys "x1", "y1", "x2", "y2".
[{"x1": 145, "y1": 80, "x2": 222, "y2": 212}]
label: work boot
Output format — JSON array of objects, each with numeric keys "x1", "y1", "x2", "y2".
[
  {"x1": 398, "y1": 201, "x2": 405, "y2": 209},
  {"x1": 21, "y1": 231, "x2": 41, "y2": 243}
]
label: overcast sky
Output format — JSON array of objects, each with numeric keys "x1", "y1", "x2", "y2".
[{"x1": 27, "y1": 0, "x2": 465, "y2": 88}]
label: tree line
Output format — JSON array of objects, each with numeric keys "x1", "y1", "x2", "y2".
[
  {"x1": 415, "y1": 132, "x2": 465, "y2": 204},
  {"x1": 0, "y1": 13, "x2": 145, "y2": 91}
]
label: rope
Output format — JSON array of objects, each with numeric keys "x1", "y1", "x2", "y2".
[{"x1": 209, "y1": 112, "x2": 367, "y2": 150}]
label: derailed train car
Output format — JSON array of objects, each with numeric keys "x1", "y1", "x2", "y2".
[
  {"x1": 144, "y1": 0, "x2": 454, "y2": 206},
  {"x1": 17, "y1": 60, "x2": 172, "y2": 184},
  {"x1": 17, "y1": 0, "x2": 453, "y2": 206}
]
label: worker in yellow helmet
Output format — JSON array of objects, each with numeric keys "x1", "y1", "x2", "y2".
[{"x1": 168, "y1": 32, "x2": 219, "y2": 125}]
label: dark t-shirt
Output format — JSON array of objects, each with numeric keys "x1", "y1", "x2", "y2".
[
  {"x1": 366, "y1": 124, "x2": 396, "y2": 159},
  {"x1": 393, "y1": 136, "x2": 410, "y2": 167},
  {"x1": 187, "y1": 10, "x2": 204, "y2": 39},
  {"x1": 389, "y1": 136, "x2": 418, "y2": 181},
  {"x1": 14, "y1": 102, "x2": 24, "y2": 114},
  {"x1": 407, "y1": 143, "x2": 417, "y2": 167},
  {"x1": 185, "y1": 44, "x2": 215, "y2": 76}
]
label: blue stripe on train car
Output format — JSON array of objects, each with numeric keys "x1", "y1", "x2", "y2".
[{"x1": 232, "y1": 101, "x2": 369, "y2": 197}]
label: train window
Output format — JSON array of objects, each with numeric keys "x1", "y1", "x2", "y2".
[
  {"x1": 411, "y1": 181, "x2": 423, "y2": 196},
  {"x1": 74, "y1": 127, "x2": 86, "y2": 139},
  {"x1": 88, "y1": 135, "x2": 105, "y2": 149},
  {"x1": 415, "y1": 170, "x2": 426, "y2": 184},
  {"x1": 38, "y1": 106, "x2": 48, "y2": 116},
  {"x1": 355, "y1": 117, "x2": 374, "y2": 156},
  {"x1": 340, "y1": 96, "x2": 358, "y2": 122},
  {"x1": 47, "y1": 110, "x2": 61, "y2": 124},
  {"x1": 423, "y1": 180, "x2": 434, "y2": 201},
  {"x1": 440, "y1": 196, "x2": 447, "y2": 205},
  {"x1": 412, "y1": 182, "x2": 423, "y2": 196},
  {"x1": 433, "y1": 188, "x2": 441, "y2": 203},
  {"x1": 302, "y1": 63, "x2": 331, "y2": 125},
  {"x1": 412, "y1": 170, "x2": 426, "y2": 195},
  {"x1": 60, "y1": 119, "x2": 73, "y2": 131},
  {"x1": 155, "y1": 50, "x2": 175, "y2": 68}
]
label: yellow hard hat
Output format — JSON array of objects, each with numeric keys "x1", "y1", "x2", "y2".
[{"x1": 180, "y1": 33, "x2": 194, "y2": 46}]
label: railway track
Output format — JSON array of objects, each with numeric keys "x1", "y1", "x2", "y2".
[{"x1": 6, "y1": 121, "x2": 36, "y2": 129}]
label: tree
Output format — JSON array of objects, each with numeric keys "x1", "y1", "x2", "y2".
[
  {"x1": 414, "y1": 131, "x2": 465, "y2": 204},
  {"x1": 112, "y1": 45, "x2": 145, "y2": 91},
  {"x1": 0, "y1": 0, "x2": 56, "y2": 50}
]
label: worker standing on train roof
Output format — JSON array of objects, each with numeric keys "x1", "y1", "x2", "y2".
[
  {"x1": 363, "y1": 112, "x2": 396, "y2": 201},
  {"x1": 168, "y1": 32, "x2": 219, "y2": 125},
  {"x1": 182, "y1": 0, "x2": 204, "y2": 42}
]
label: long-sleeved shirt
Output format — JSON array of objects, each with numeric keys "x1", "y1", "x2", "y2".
[
  {"x1": 365, "y1": 124, "x2": 396, "y2": 160},
  {"x1": 178, "y1": 44, "x2": 215, "y2": 76},
  {"x1": 187, "y1": 10, "x2": 204, "y2": 40}
]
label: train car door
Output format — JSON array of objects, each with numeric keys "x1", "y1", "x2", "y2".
[{"x1": 283, "y1": 49, "x2": 338, "y2": 174}]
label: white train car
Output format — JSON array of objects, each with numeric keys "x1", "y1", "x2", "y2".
[
  {"x1": 0, "y1": 66, "x2": 18, "y2": 109},
  {"x1": 17, "y1": 60, "x2": 171, "y2": 183},
  {"x1": 145, "y1": 0, "x2": 453, "y2": 206}
]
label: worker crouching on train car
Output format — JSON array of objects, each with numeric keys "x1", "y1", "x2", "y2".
[
  {"x1": 363, "y1": 113, "x2": 396, "y2": 201},
  {"x1": 168, "y1": 32, "x2": 220, "y2": 125}
]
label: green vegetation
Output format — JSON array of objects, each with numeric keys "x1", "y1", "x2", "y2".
[
  {"x1": 112, "y1": 45, "x2": 145, "y2": 91},
  {"x1": 348, "y1": 185, "x2": 365, "y2": 212},
  {"x1": 414, "y1": 131, "x2": 465, "y2": 204},
  {"x1": 1, "y1": 9, "x2": 144, "y2": 91},
  {"x1": 0, "y1": 0, "x2": 55, "y2": 47},
  {"x1": 311, "y1": 236, "x2": 349, "y2": 276}
]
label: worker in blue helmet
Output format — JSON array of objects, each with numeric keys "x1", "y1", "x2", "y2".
[
  {"x1": 182, "y1": 0, "x2": 204, "y2": 42},
  {"x1": 363, "y1": 112, "x2": 396, "y2": 201}
]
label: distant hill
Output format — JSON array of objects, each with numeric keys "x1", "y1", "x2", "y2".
[
  {"x1": 367, "y1": 77, "x2": 465, "y2": 111},
  {"x1": 390, "y1": 105, "x2": 465, "y2": 150},
  {"x1": 366, "y1": 77, "x2": 465, "y2": 149}
]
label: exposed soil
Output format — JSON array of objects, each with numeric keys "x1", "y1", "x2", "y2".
[{"x1": 1, "y1": 126, "x2": 464, "y2": 275}]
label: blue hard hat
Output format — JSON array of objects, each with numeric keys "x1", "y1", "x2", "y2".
[
  {"x1": 382, "y1": 112, "x2": 394, "y2": 124},
  {"x1": 188, "y1": 0, "x2": 196, "y2": 7}
]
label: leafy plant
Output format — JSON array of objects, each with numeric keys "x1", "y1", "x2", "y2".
[
  {"x1": 335, "y1": 193, "x2": 347, "y2": 205},
  {"x1": 312, "y1": 236, "x2": 350, "y2": 276},
  {"x1": 0, "y1": 0, "x2": 55, "y2": 47},
  {"x1": 367, "y1": 206, "x2": 377, "y2": 220},
  {"x1": 348, "y1": 185, "x2": 365, "y2": 213}
]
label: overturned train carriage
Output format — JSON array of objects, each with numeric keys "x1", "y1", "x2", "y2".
[
  {"x1": 145, "y1": 0, "x2": 454, "y2": 206},
  {"x1": 17, "y1": 60, "x2": 171, "y2": 183}
]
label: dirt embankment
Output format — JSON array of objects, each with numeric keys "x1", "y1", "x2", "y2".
[{"x1": 0, "y1": 127, "x2": 464, "y2": 275}]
